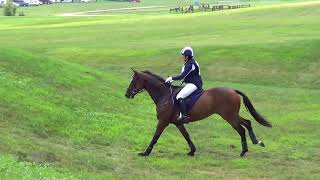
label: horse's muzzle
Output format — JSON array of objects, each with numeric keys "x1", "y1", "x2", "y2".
[{"x1": 125, "y1": 93, "x2": 134, "y2": 99}]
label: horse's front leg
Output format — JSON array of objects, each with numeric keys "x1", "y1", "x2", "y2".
[{"x1": 138, "y1": 122, "x2": 169, "y2": 156}]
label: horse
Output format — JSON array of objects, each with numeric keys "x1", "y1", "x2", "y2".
[{"x1": 125, "y1": 69, "x2": 272, "y2": 157}]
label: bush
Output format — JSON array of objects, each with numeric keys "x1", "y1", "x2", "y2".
[
  {"x1": 18, "y1": 12, "x2": 25, "y2": 16},
  {"x1": 3, "y1": 0, "x2": 17, "y2": 16}
]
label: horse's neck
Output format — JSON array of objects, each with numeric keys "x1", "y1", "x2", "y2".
[{"x1": 144, "y1": 80, "x2": 171, "y2": 105}]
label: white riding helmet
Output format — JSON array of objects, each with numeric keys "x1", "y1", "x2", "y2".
[{"x1": 180, "y1": 47, "x2": 194, "y2": 57}]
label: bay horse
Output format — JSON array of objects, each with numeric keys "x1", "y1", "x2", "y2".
[{"x1": 125, "y1": 69, "x2": 272, "y2": 157}]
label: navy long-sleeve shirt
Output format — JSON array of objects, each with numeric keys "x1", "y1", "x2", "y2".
[{"x1": 172, "y1": 58, "x2": 203, "y2": 89}]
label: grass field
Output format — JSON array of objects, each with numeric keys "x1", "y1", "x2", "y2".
[{"x1": 0, "y1": 0, "x2": 320, "y2": 179}]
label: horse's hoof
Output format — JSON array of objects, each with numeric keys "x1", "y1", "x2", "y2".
[
  {"x1": 258, "y1": 141, "x2": 265, "y2": 147},
  {"x1": 138, "y1": 152, "x2": 149, "y2": 156},
  {"x1": 240, "y1": 150, "x2": 248, "y2": 157},
  {"x1": 187, "y1": 151, "x2": 195, "y2": 156}
]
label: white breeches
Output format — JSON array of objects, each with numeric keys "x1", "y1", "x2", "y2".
[{"x1": 176, "y1": 83, "x2": 198, "y2": 100}]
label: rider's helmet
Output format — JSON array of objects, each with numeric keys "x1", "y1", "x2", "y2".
[{"x1": 181, "y1": 47, "x2": 194, "y2": 59}]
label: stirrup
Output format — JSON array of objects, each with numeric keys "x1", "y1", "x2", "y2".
[{"x1": 177, "y1": 113, "x2": 189, "y2": 123}]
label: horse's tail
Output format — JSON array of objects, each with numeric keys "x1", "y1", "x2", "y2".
[{"x1": 234, "y1": 89, "x2": 272, "y2": 128}]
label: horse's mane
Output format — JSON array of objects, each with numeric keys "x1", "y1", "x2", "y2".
[
  {"x1": 142, "y1": 70, "x2": 165, "y2": 82},
  {"x1": 142, "y1": 70, "x2": 180, "y2": 89}
]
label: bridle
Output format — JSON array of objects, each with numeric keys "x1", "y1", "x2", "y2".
[
  {"x1": 128, "y1": 74, "x2": 183, "y2": 109},
  {"x1": 127, "y1": 75, "x2": 144, "y2": 96}
]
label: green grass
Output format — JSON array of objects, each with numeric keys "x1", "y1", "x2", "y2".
[
  {"x1": 0, "y1": 0, "x2": 320, "y2": 179},
  {"x1": 0, "y1": 155, "x2": 78, "y2": 179},
  {"x1": 13, "y1": 0, "x2": 195, "y2": 16},
  {"x1": 7, "y1": 0, "x2": 305, "y2": 16}
]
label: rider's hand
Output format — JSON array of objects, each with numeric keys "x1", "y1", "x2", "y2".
[{"x1": 165, "y1": 77, "x2": 173, "y2": 83}]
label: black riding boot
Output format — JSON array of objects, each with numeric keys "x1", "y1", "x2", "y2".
[{"x1": 177, "y1": 98, "x2": 189, "y2": 124}]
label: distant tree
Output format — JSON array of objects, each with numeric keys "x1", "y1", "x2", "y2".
[
  {"x1": 18, "y1": 11, "x2": 25, "y2": 16},
  {"x1": 3, "y1": 0, "x2": 17, "y2": 16}
]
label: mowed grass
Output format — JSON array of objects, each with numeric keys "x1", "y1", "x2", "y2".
[
  {"x1": 14, "y1": 0, "x2": 195, "y2": 16},
  {"x1": 0, "y1": 0, "x2": 320, "y2": 179}
]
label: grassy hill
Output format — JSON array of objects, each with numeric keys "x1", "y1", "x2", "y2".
[{"x1": 0, "y1": 0, "x2": 319, "y2": 178}]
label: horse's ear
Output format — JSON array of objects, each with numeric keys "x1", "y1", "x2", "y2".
[{"x1": 131, "y1": 67, "x2": 137, "y2": 74}]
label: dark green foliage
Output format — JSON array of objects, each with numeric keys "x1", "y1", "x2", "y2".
[
  {"x1": 3, "y1": 0, "x2": 17, "y2": 16},
  {"x1": 18, "y1": 11, "x2": 25, "y2": 16}
]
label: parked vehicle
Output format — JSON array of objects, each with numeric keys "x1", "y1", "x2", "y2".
[
  {"x1": 61, "y1": 0, "x2": 72, "y2": 3},
  {"x1": 0, "y1": 0, "x2": 7, "y2": 6},
  {"x1": 80, "y1": 0, "x2": 93, "y2": 3},
  {"x1": 25, "y1": 0, "x2": 42, "y2": 5},
  {"x1": 13, "y1": 0, "x2": 29, "y2": 6},
  {"x1": 12, "y1": 1, "x2": 19, "y2": 6},
  {"x1": 1, "y1": 0, "x2": 22, "y2": 6},
  {"x1": 39, "y1": 0, "x2": 54, "y2": 4},
  {"x1": 0, "y1": 0, "x2": 5, "y2": 6}
]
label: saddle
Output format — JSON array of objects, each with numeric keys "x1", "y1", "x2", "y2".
[{"x1": 172, "y1": 88, "x2": 204, "y2": 113}]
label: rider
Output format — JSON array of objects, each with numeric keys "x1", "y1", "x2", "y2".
[{"x1": 165, "y1": 47, "x2": 203, "y2": 123}]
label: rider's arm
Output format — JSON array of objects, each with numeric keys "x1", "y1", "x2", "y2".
[{"x1": 172, "y1": 63, "x2": 195, "y2": 81}]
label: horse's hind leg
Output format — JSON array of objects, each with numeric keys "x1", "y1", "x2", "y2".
[
  {"x1": 239, "y1": 116, "x2": 265, "y2": 147},
  {"x1": 176, "y1": 124, "x2": 196, "y2": 156},
  {"x1": 223, "y1": 114, "x2": 248, "y2": 157}
]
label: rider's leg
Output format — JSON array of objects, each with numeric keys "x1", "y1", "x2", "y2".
[
  {"x1": 177, "y1": 98, "x2": 187, "y2": 120},
  {"x1": 176, "y1": 83, "x2": 197, "y2": 122}
]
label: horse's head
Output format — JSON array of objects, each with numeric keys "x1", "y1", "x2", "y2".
[{"x1": 125, "y1": 69, "x2": 146, "y2": 99}]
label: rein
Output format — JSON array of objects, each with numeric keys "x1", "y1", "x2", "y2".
[
  {"x1": 156, "y1": 82, "x2": 183, "y2": 109},
  {"x1": 157, "y1": 83, "x2": 173, "y2": 107}
]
